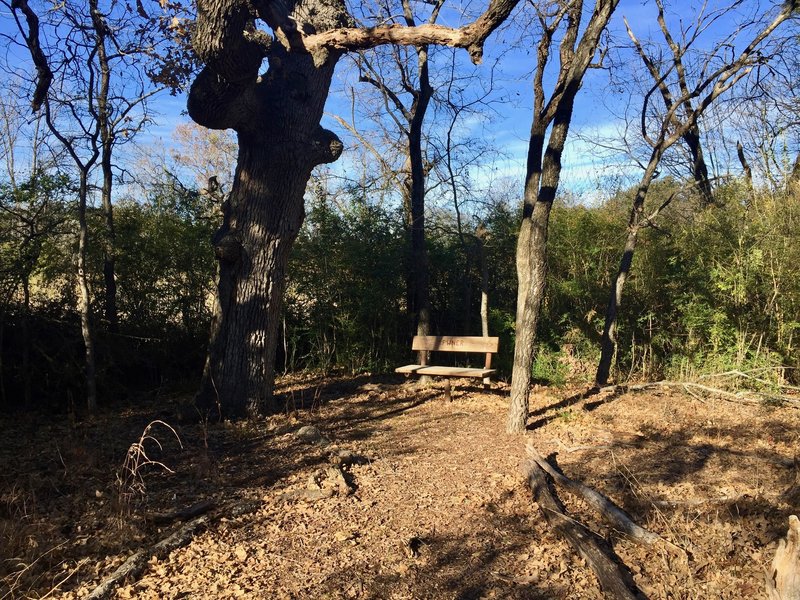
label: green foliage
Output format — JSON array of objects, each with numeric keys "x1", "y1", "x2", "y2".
[
  {"x1": 531, "y1": 348, "x2": 568, "y2": 386},
  {"x1": 285, "y1": 189, "x2": 407, "y2": 373}
]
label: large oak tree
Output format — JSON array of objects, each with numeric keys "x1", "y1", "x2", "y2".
[{"x1": 187, "y1": 0, "x2": 518, "y2": 418}]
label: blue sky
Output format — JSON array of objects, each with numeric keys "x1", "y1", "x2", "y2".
[{"x1": 0, "y1": 0, "x2": 793, "y2": 202}]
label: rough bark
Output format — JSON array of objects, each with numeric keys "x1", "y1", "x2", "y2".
[
  {"x1": 766, "y1": 515, "x2": 800, "y2": 600},
  {"x1": 507, "y1": 0, "x2": 620, "y2": 433},
  {"x1": 189, "y1": 0, "x2": 518, "y2": 418},
  {"x1": 524, "y1": 460, "x2": 646, "y2": 599},
  {"x1": 409, "y1": 45, "x2": 433, "y2": 363}
]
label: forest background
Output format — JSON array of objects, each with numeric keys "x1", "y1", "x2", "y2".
[{"x1": 0, "y1": 0, "x2": 798, "y2": 417}]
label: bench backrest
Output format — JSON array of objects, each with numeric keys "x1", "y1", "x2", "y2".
[
  {"x1": 411, "y1": 336, "x2": 499, "y2": 353},
  {"x1": 411, "y1": 335, "x2": 499, "y2": 369}
]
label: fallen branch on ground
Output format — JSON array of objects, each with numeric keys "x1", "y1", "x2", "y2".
[
  {"x1": 598, "y1": 381, "x2": 800, "y2": 409},
  {"x1": 523, "y1": 459, "x2": 646, "y2": 599},
  {"x1": 148, "y1": 498, "x2": 216, "y2": 524},
  {"x1": 527, "y1": 444, "x2": 684, "y2": 559},
  {"x1": 87, "y1": 500, "x2": 262, "y2": 600}
]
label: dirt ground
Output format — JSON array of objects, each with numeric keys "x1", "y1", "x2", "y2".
[{"x1": 1, "y1": 375, "x2": 799, "y2": 599}]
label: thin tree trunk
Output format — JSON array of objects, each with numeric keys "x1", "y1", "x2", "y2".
[
  {"x1": 477, "y1": 225, "x2": 489, "y2": 337},
  {"x1": 22, "y1": 276, "x2": 31, "y2": 408},
  {"x1": 506, "y1": 0, "x2": 619, "y2": 433},
  {"x1": 737, "y1": 140, "x2": 753, "y2": 190},
  {"x1": 91, "y1": 0, "x2": 118, "y2": 331},
  {"x1": 789, "y1": 151, "x2": 800, "y2": 188},
  {"x1": 683, "y1": 125, "x2": 714, "y2": 206},
  {"x1": 596, "y1": 157, "x2": 660, "y2": 386},
  {"x1": 77, "y1": 171, "x2": 97, "y2": 412}
]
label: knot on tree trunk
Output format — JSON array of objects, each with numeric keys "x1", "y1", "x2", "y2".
[
  {"x1": 310, "y1": 126, "x2": 343, "y2": 165},
  {"x1": 214, "y1": 232, "x2": 242, "y2": 264}
]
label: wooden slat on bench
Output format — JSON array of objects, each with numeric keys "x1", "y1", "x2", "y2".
[
  {"x1": 411, "y1": 336, "x2": 499, "y2": 353},
  {"x1": 395, "y1": 364, "x2": 497, "y2": 378}
]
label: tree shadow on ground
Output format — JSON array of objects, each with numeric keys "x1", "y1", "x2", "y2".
[{"x1": 525, "y1": 385, "x2": 616, "y2": 430}]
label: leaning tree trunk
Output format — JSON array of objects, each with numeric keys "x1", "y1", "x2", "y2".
[
  {"x1": 505, "y1": 0, "x2": 619, "y2": 433},
  {"x1": 683, "y1": 124, "x2": 714, "y2": 207},
  {"x1": 595, "y1": 157, "x2": 660, "y2": 386},
  {"x1": 507, "y1": 95, "x2": 577, "y2": 433}
]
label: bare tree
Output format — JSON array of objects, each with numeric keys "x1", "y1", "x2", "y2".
[
  {"x1": 595, "y1": 0, "x2": 797, "y2": 386},
  {"x1": 506, "y1": 0, "x2": 620, "y2": 433},
  {"x1": 353, "y1": 0, "x2": 447, "y2": 367},
  {"x1": 9, "y1": 0, "x2": 166, "y2": 410}
]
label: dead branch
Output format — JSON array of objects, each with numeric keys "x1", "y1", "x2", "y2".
[
  {"x1": 524, "y1": 460, "x2": 646, "y2": 600},
  {"x1": 148, "y1": 498, "x2": 216, "y2": 525},
  {"x1": 600, "y1": 381, "x2": 800, "y2": 409},
  {"x1": 87, "y1": 500, "x2": 262, "y2": 600},
  {"x1": 526, "y1": 444, "x2": 684, "y2": 558},
  {"x1": 765, "y1": 515, "x2": 800, "y2": 600},
  {"x1": 86, "y1": 515, "x2": 211, "y2": 600}
]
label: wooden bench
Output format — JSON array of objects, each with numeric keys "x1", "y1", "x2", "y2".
[{"x1": 396, "y1": 335, "x2": 499, "y2": 400}]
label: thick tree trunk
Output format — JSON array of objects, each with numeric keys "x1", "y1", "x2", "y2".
[
  {"x1": 190, "y1": 30, "x2": 342, "y2": 418},
  {"x1": 196, "y1": 137, "x2": 311, "y2": 417},
  {"x1": 409, "y1": 47, "x2": 433, "y2": 365}
]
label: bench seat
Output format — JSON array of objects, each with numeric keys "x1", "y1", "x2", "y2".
[{"x1": 395, "y1": 364, "x2": 497, "y2": 378}]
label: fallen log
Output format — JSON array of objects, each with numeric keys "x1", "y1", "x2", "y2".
[
  {"x1": 766, "y1": 515, "x2": 800, "y2": 600},
  {"x1": 526, "y1": 444, "x2": 681, "y2": 558},
  {"x1": 598, "y1": 381, "x2": 800, "y2": 410},
  {"x1": 86, "y1": 515, "x2": 210, "y2": 600},
  {"x1": 524, "y1": 459, "x2": 646, "y2": 600}
]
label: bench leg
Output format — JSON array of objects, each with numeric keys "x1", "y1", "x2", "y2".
[
  {"x1": 444, "y1": 379, "x2": 452, "y2": 402},
  {"x1": 482, "y1": 377, "x2": 491, "y2": 390}
]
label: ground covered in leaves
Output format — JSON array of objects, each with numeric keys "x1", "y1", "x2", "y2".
[{"x1": 1, "y1": 375, "x2": 799, "y2": 599}]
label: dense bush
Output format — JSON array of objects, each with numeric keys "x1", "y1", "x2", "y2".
[{"x1": 1, "y1": 163, "x2": 797, "y2": 411}]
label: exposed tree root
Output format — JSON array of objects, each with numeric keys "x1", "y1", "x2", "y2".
[{"x1": 524, "y1": 459, "x2": 646, "y2": 599}]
